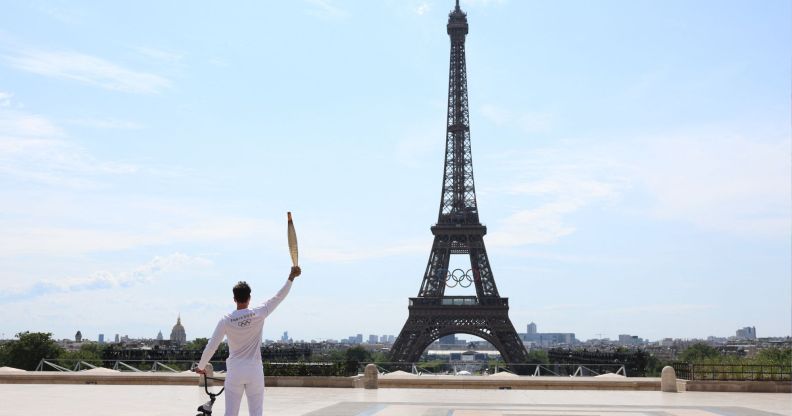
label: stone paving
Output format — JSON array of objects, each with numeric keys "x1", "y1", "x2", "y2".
[{"x1": 1, "y1": 384, "x2": 790, "y2": 416}]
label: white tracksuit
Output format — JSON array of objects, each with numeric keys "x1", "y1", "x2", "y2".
[{"x1": 198, "y1": 280, "x2": 292, "y2": 416}]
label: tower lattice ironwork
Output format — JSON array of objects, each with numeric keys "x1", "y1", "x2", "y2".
[{"x1": 390, "y1": 0, "x2": 528, "y2": 369}]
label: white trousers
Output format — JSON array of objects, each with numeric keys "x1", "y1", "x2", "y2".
[{"x1": 224, "y1": 361, "x2": 265, "y2": 416}]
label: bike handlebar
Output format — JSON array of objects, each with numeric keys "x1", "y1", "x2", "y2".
[{"x1": 202, "y1": 374, "x2": 225, "y2": 396}]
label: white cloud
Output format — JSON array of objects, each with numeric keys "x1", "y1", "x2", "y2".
[
  {"x1": 490, "y1": 202, "x2": 578, "y2": 245},
  {"x1": 0, "y1": 217, "x2": 278, "y2": 257},
  {"x1": 308, "y1": 240, "x2": 426, "y2": 263},
  {"x1": 0, "y1": 103, "x2": 146, "y2": 190},
  {"x1": 0, "y1": 92, "x2": 11, "y2": 107},
  {"x1": 1, "y1": 253, "x2": 212, "y2": 301},
  {"x1": 133, "y1": 46, "x2": 184, "y2": 63},
  {"x1": 305, "y1": 0, "x2": 348, "y2": 19},
  {"x1": 0, "y1": 99, "x2": 279, "y2": 257},
  {"x1": 486, "y1": 146, "x2": 628, "y2": 247},
  {"x1": 0, "y1": 110, "x2": 63, "y2": 137},
  {"x1": 630, "y1": 133, "x2": 790, "y2": 237},
  {"x1": 416, "y1": 3, "x2": 431, "y2": 15},
  {"x1": 3, "y1": 49, "x2": 171, "y2": 94},
  {"x1": 484, "y1": 124, "x2": 789, "y2": 246},
  {"x1": 0, "y1": 114, "x2": 138, "y2": 188}
]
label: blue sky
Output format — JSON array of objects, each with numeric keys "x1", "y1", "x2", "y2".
[{"x1": 0, "y1": 0, "x2": 789, "y2": 343}]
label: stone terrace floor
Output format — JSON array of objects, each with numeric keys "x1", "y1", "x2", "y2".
[{"x1": 1, "y1": 385, "x2": 790, "y2": 416}]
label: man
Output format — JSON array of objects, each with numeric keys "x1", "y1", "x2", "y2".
[{"x1": 196, "y1": 266, "x2": 301, "y2": 416}]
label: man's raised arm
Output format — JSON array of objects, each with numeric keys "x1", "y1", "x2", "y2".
[{"x1": 258, "y1": 266, "x2": 301, "y2": 318}]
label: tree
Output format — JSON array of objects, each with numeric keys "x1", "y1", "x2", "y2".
[
  {"x1": 644, "y1": 353, "x2": 667, "y2": 377},
  {"x1": 679, "y1": 342, "x2": 720, "y2": 363},
  {"x1": 754, "y1": 347, "x2": 792, "y2": 365},
  {"x1": 370, "y1": 350, "x2": 389, "y2": 364},
  {"x1": 186, "y1": 338, "x2": 209, "y2": 351},
  {"x1": 0, "y1": 342, "x2": 8, "y2": 366},
  {"x1": 3, "y1": 332, "x2": 63, "y2": 370},
  {"x1": 525, "y1": 349, "x2": 549, "y2": 364},
  {"x1": 345, "y1": 346, "x2": 371, "y2": 363},
  {"x1": 59, "y1": 342, "x2": 105, "y2": 368},
  {"x1": 322, "y1": 349, "x2": 347, "y2": 362}
]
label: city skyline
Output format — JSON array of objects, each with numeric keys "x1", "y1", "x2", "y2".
[
  {"x1": 26, "y1": 319, "x2": 781, "y2": 346},
  {"x1": 0, "y1": 1, "x2": 789, "y2": 342}
]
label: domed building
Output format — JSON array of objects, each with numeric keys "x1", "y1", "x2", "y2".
[{"x1": 169, "y1": 314, "x2": 186, "y2": 345}]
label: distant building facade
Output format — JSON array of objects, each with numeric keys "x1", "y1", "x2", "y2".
[
  {"x1": 736, "y1": 326, "x2": 756, "y2": 340},
  {"x1": 439, "y1": 334, "x2": 457, "y2": 345},
  {"x1": 527, "y1": 322, "x2": 537, "y2": 335},
  {"x1": 75, "y1": 330, "x2": 82, "y2": 342},
  {"x1": 618, "y1": 334, "x2": 644, "y2": 345},
  {"x1": 519, "y1": 322, "x2": 577, "y2": 347}
]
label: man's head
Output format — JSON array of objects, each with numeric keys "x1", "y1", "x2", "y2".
[{"x1": 233, "y1": 281, "x2": 251, "y2": 304}]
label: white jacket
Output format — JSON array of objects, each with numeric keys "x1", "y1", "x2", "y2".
[{"x1": 198, "y1": 280, "x2": 292, "y2": 369}]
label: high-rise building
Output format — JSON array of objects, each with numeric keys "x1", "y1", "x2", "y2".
[
  {"x1": 368, "y1": 334, "x2": 378, "y2": 344},
  {"x1": 98, "y1": 334, "x2": 105, "y2": 344},
  {"x1": 521, "y1": 322, "x2": 577, "y2": 347},
  {"x1": 618, "y1": 334, "x2": 642, "y2": 345},
  {"x1": 170, "y1": 314, "x2": 187, "y2": 345},
  {"x1": 439, "y1": 334, "x2": 456, "y2": 345},
  {"x1": 356, "y1": 334, "x2": 363, "y2": 344},
  {"x1": 735, "y1": 326, "x2": 756, "y2": 340},
  {"x1": 281, "y1": 331, "x2": 290, "y2": 342},
  {"x1": 527, "y1": 322, "x2": 537, "y2": 335},
  {"x1": 114, "y1": 334, "x2": 119, "y2": 343},
  {"x1": 75, "y1": 330, "x2": 82, "y2": 342}
]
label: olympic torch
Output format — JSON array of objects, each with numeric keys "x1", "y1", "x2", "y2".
[{"x1": 287, "y1": 212, "x2": 299, "y2": 267}]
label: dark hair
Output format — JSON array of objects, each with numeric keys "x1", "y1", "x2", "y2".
[{"x1": 233, "y1": 281, "x2": 251, "y2": 303}]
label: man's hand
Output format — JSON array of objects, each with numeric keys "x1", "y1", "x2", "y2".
[
  {"x1": 288, "y1": 266, "x2": 301, "y2": 281},
  {"x1": 194, "y1": 368, "x2": 206, "y2": 375}
]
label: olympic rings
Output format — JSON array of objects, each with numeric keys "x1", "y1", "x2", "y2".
[{"x1": 445, "y1": 268, "x2": 473, "y2": 288}]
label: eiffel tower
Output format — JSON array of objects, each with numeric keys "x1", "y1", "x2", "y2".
[{"x1": 390, "y1": 0, "x2": 528, "y2": 369}]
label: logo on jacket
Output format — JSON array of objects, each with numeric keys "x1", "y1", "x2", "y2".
[{"x1": 238, "y1": 319, "x2": 252, "y2": 327}]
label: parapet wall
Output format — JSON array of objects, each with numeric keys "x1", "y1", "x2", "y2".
[
  {"x1": 377, "y1": 375, "x2": 660, "y2": 390},
  {"x1": 683, "y1": 380, "x2": 791, "y2": 393}
]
